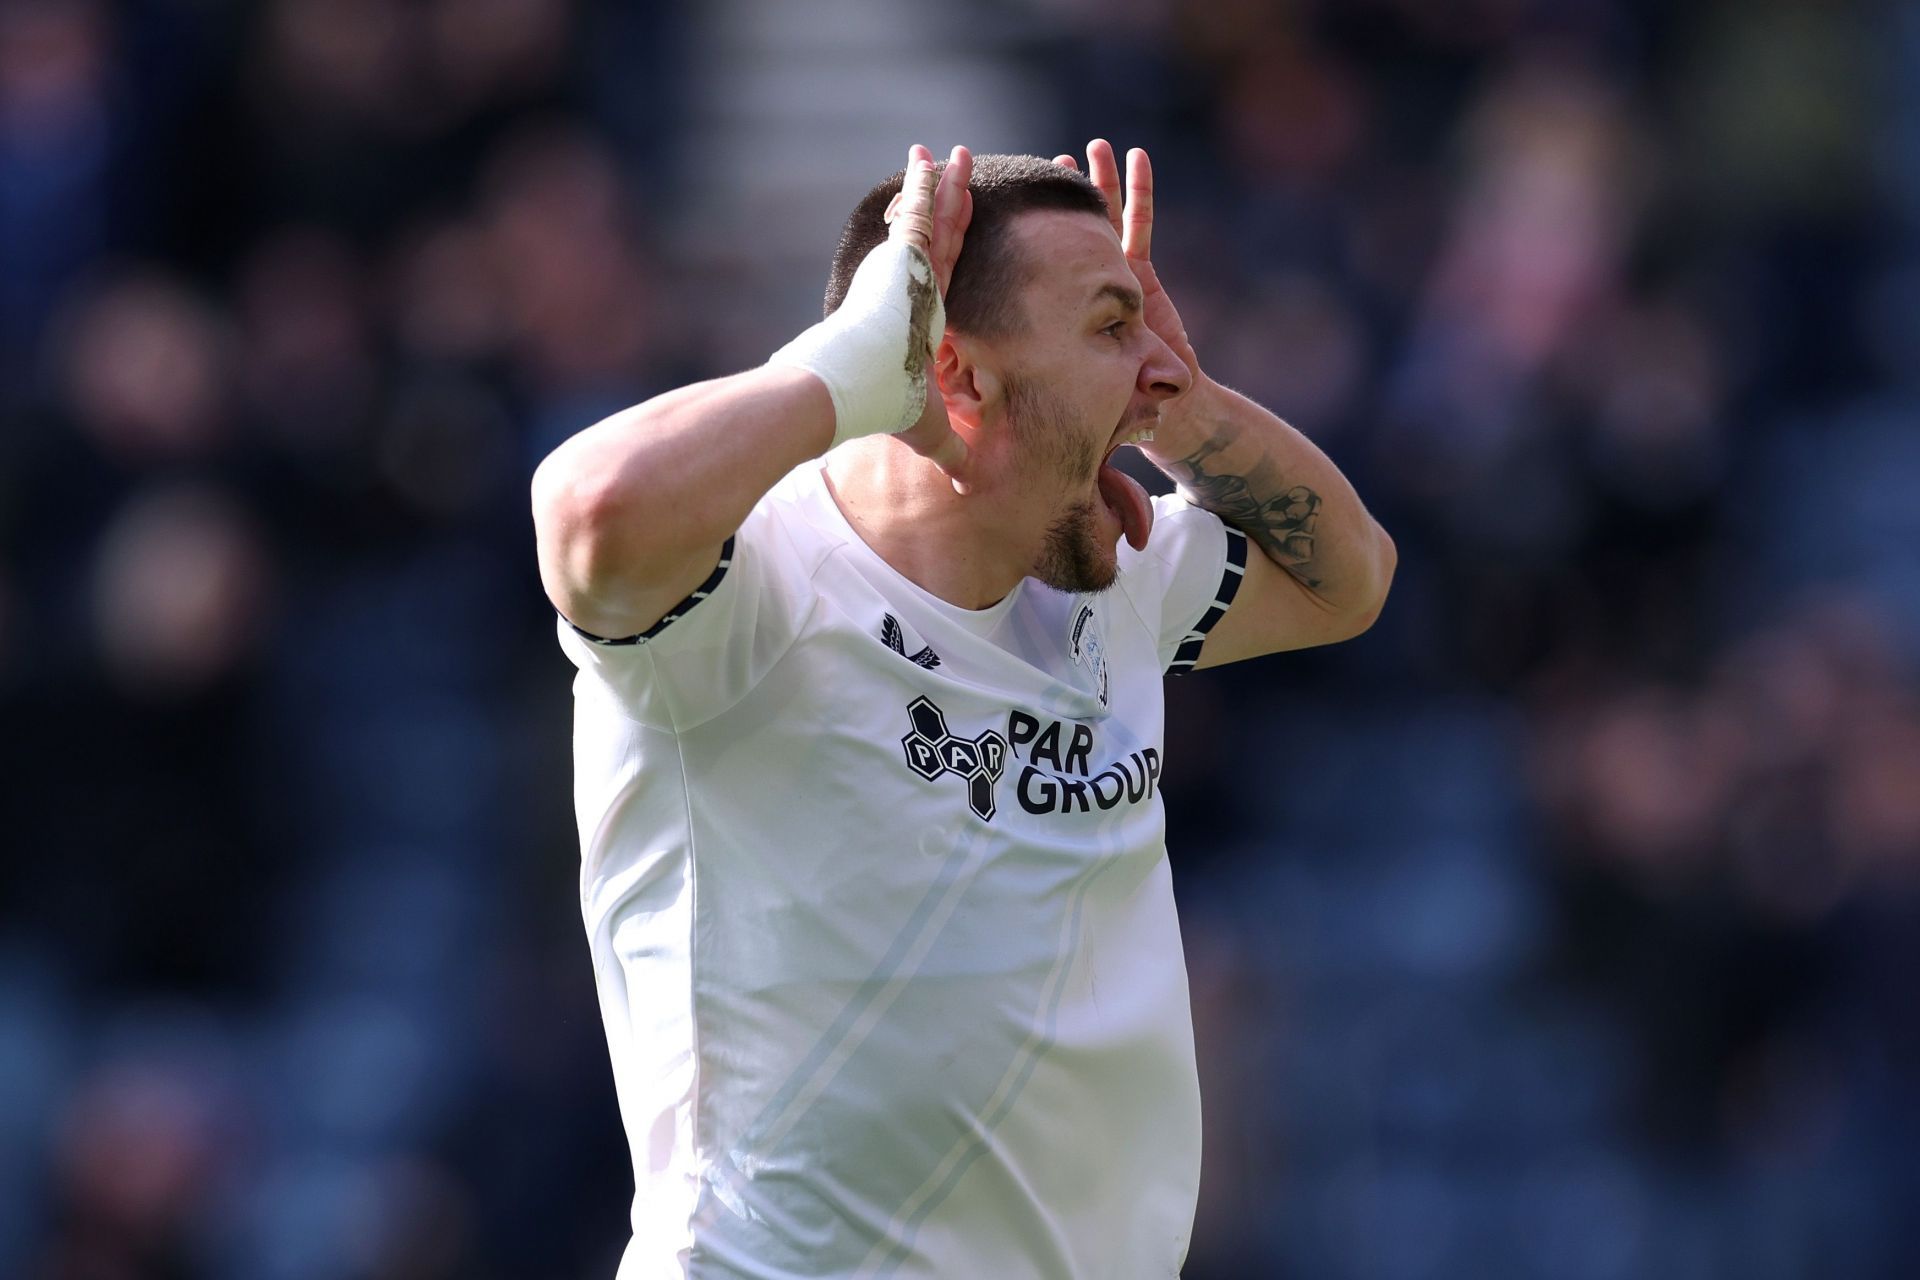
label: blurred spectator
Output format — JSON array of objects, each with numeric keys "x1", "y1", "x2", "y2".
[
  {"x1": 89, "y1": 482, "x2": 270, "y2": 702},
  {"x1": 0, "y1": 0, "x2": 114, "y2": 383},
  {"x1": 56, "y1": 274, "x2": 233, "y2": 466}
]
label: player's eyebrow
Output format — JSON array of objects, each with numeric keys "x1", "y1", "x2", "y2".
[{"x1": 1087, "y1": 282, "x2": 1143, "y2": 315}]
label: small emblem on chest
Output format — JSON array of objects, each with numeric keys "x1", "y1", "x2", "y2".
[
  {"x1": 1068, "y1": 601, "x2": 1109, "y2": 707},
  {"x1": 881, "y1": 613, "x2": 941, "y2": 669}
]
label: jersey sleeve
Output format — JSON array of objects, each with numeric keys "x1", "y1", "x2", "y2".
[
  {"x1": 554, "y1": 498, "x2": 815, "y2": 732},
  {"x1": 1114, "y1": 492, "x2": 1249, "y2": 674}
]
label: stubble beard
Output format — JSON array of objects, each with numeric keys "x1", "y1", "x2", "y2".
[
  {"x1": 1005, "y1": 372, "x2": 1119, "y2": 595},
  {"x1": 1036, "y1": 499, "x2": 1116, "y2": 594}
]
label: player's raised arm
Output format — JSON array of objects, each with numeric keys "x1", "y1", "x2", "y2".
[{"x1": 532, "y1": 144, "x2": 975, "y2": 641}]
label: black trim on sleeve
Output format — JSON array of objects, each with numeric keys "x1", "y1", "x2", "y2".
[
  {"x1": 1168, "y1": 526, "x2": 1247, "y2": 674},
  {"x1": 563, "y1": 536, "x2": 736, "y2": 646}
]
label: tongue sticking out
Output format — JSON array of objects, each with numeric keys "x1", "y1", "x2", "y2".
[{"x1": 1097, "y1": 459, "x2": 1154, "y2": 552}]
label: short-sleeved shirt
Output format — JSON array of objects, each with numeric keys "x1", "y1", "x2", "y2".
[{"x1": 558, "y1": 460, "x2": 1245, "y2": 1280}]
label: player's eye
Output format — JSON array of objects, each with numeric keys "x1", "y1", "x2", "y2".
[{"x1": 1100, "y1": 320, "x2": 1126, "y2": 339}]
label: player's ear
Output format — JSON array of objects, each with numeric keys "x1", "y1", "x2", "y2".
[{"x1": 934, "y1": 333, "x2": 999, "y2": 436}]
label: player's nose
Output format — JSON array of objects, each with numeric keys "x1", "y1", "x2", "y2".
[{"x1": 1137, "y1": 329, "x2": 1191, "y2": 404}]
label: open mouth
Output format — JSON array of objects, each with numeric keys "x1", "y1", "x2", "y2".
[{"x1": 1096, "y1": 423, "x2": 1157, "y2": 552}]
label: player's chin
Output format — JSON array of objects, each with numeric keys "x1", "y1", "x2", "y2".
[
  {"x1": 1048, "y1": 550, "x2": 1118, "y2": 596},
  {"x1": 1078, "y1": 508, "x2": 1124, "y2": 591},
  {"x1": 1088, "y1": 547, "x2": 1120, "y2": 593},
  {"x1": 1082, "y1": 518, "x2": 1121, "y2": 579},
  {"x1": 1035, "y1": 501, "x2": 1120, "y2": 594}
]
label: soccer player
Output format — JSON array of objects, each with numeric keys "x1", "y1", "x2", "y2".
[{"x1": 532, "y1": 141, "x2": 1395, "y2": 1278}]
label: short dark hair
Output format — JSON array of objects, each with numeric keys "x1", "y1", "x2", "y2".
[{"x1": 823, "y1": 153, "x2": 1109, "y2": 338}]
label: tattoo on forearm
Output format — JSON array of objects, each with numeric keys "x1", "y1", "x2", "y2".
[{"x1": 1167, "y1": 433, "x2": 1324, "y2": 589}]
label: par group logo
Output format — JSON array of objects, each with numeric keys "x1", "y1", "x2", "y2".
[{"x1": 900, "y1": 696, "x2": 1008, "y2": 821}]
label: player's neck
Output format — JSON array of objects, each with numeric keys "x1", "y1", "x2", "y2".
[{"x1": 825, "y1": 442, "x2": 1032, "y2": 612}]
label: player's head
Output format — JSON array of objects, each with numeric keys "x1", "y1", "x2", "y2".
[
  {"x1": 826, "y1": 154, "x2": 1191, "y2": 594},
  {"x1": 826, "y1": 153, "x2": 1101, "y2": 337}
]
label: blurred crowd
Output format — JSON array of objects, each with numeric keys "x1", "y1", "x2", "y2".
[{"x1": 1, "y1": 1, "x2": 1915, "y2": 1277}]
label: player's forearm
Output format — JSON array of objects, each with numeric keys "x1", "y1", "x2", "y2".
[
  {"x1": 532, "y1": 365, "x2": 834, "y2": 591},
  {"x1": 1142, "y1": 377, "x2": 1394, "y2": 617}
]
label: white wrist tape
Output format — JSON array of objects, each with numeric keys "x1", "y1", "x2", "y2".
[{"x1": 769, "y1": 238, "x2": 945, "y2": 448}]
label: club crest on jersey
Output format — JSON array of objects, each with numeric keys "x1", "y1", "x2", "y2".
[
  {"x1": 900, "y1": 696, "x2": 1007, "y2": 821},
  {"x1": 1068, "y1": 600, "x2": 1109, "y2": 707}
]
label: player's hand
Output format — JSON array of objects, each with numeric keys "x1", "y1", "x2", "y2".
[
  {"x1": 887, "y1": 144, "x2": 974, "y2": 492},
  {"x1": 1055, "y1": 141, "x2": 1203, "y2": 390}
]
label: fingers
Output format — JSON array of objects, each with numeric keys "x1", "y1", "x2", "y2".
[
  {"x1": 1069, "y1": 140, "x2": 1155, "y2": 259},
  {"x1": 1087, "y1": 138, "x2": 1124, "y2": 238},
  {"x1": 929, "y1": 145, "x2": 973, "y2": 293},
  {"x1": 936, "y1": 145, "x2": 973, "y2": 220},
  {"x1": 1052, "y1": 153, "x2": 1078, "y2": 171},
  {"x1": 887, "y1": 145, "x2": 973, "y2": 293},
  {"x1": 1123, "y1": 146, "x2": 1153, "y2": 260},
  {"x1": 887, "y1": 144, "x2": 939, "y2": 253}
]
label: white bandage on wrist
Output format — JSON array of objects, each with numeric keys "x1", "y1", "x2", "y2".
[{"x1": 768, "y1": 238, "x2": 945, "y2": 449}]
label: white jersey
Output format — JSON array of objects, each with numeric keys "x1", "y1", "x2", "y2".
[{"x1": 558, "y1": 461, "x2": 1246, "y2": 1280}]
